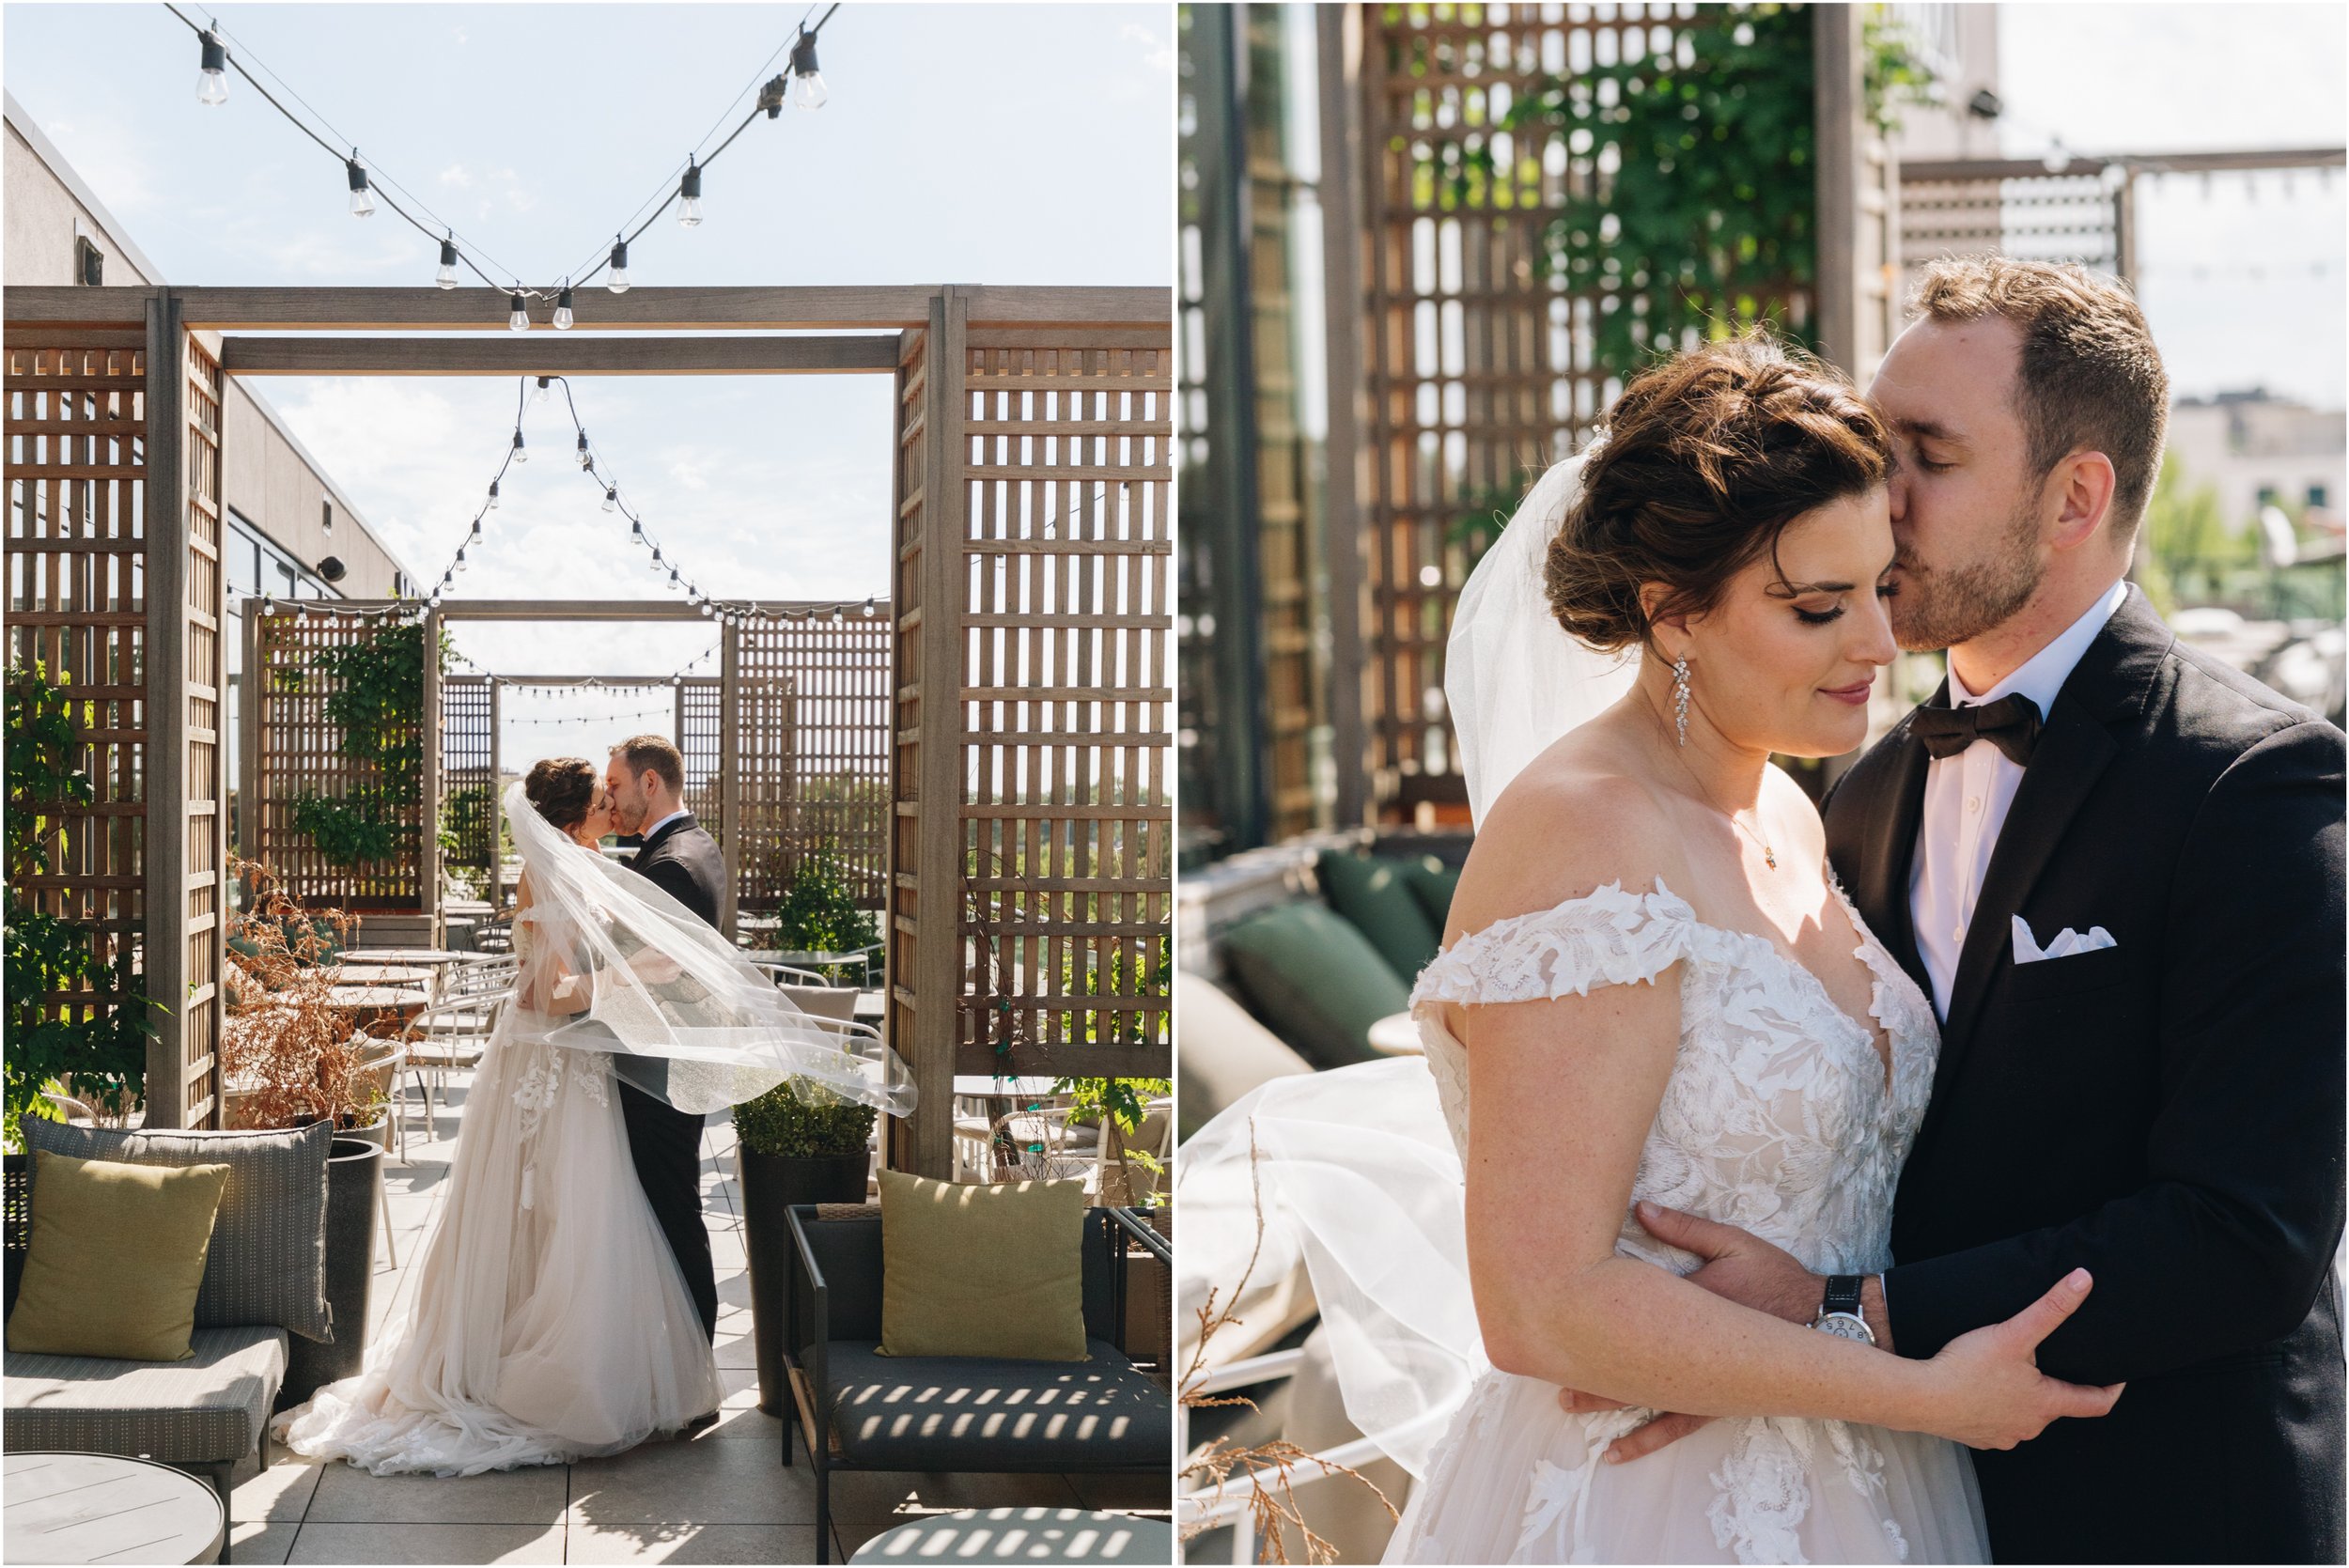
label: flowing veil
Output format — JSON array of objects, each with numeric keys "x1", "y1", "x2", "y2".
[
  {"x1": 1176, "y1": 452, "x2": 1632, "y2": 1478},
  {"x1": 505, "y1": 781, "x2": 914, "y2": 1118}
]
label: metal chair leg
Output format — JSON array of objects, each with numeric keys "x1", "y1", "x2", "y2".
[{"x1": 378, "y1": 1177, "x2": 398, "y2": 1269}]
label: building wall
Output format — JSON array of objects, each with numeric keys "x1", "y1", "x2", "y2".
[
  {"x1": 2168, "y1": 393, "x2": 2348, "y2": 531},
  {"x1": 5, "y1": 95, "x2": 410, "y2": 598}
]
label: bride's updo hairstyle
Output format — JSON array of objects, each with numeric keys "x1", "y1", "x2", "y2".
[
  {"x1": 523, "y1": 757, "x2": 598, "y2": 831},
  {"x1": 1547, "y1": 331, "x2": 1892, "y2": 653}
]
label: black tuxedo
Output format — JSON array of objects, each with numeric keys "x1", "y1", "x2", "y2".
[
  {"x1": 616, "y1": 810, "x2": 729, "y2": 1343},
  {"x1": 1825, "y1": 587, "x2": 2345, "y2": 1562}
]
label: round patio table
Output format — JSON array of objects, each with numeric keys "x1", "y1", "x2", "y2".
[
  {"x1": 848, "y1": 1508, "x2": 1171, "y2": 1564},
  {"x1": 342, "y1": 947, "x2": 474, "y2": 967},
  {"x1": 3, "y1": 1452, "x2": 225, "y2": 1565},
  {"x1": 1367, "y1": 1009, "x2": 1423, "y2": 1056},
  {"x1": 334, "y1": 963, "x2": 433, "y2": 988}
]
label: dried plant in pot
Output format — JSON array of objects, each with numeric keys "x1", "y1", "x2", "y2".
[
  {"x1": 223, "y1": 857, "x2": 390, "y2": 1405},
  {"x1": 733, "y1": 1078, "x2": 878, "y2": 1415}
]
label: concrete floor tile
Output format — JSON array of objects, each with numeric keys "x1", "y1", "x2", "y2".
[
  {"x1": 233, "y1": 1453, "x2": 325, "y2": 1522},
  {"x1": 229, "y1": 1520, "x2": 301, "y2": 1564},
  {"x1": 566, "y1": 1524, "x2": 819, "y2": 1563},
  {"x1": 568, "y1": 1439, "x2": 817, "y2": 1528},
  {"x1": 286, "y1": 1522, "x2": 564, "y2": 1563},
  {"x1": 307, "y1": 1457, "x2": 569, "y2": 1525}
]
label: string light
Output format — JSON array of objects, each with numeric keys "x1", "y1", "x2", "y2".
[{"x1": 164, "y1": 3, "x2": 845, "y2": 316}]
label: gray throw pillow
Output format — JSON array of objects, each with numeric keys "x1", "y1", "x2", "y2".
[{"x1": 20, "y1": 1119, "x2": 334, "y2": 1343}]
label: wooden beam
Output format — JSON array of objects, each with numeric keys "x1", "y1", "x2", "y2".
[
  {"x1": 143, "y1": 291, "x2": 191, "y2": 1127},
  {"x1": 487, "y1": 677, "x2": 504, "y2": 912},
  {"x1": 278, "y1": 598, "x2": 864, "y2": 622},
  {"x1": 1319, "y1": 2, "x2": 1372, "y2": 831},
  {"x1": 1900, "y1": 147, "x2": 2345, "y2": 183},
  {"x1": 422, "y1": 607, "x2": 443, "y2": 943},
  {"x1": 718, "y1": 625, "x2": 741, "y2": 940},
  {"x1": 220, "y1": 334, "x2": 901, "y2": 377}
]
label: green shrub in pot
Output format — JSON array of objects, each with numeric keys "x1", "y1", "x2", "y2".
[{"x1": 734, "y1": 1079, "x2": 877, "y2": 1414}]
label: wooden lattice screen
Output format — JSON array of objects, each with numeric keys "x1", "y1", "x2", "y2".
[
  {"x1": 1899, "y1": 165, "x2": 2126, "y2": 298},
  {"x1": 5, "y1": 308, "x2": 226, "y2": 1127},
  {"x1": 677, "y1": 675, "x2": 723, "y2": 828},
  {"x1": 732, "y1": 612, "x2": 891, "y2": 918},
  {"x1": 1356, "y1": 5, "x2": 1812, "y2": 815},
  {"x1": 889, "y1": 290, "x2": 1174, "y2": 1176},
  {"x1": 440, "y1": 674, "x2": 495, "y2": 871},
  {"x1": 250, "y1": 607, "x2": 428, "y2": 910}
]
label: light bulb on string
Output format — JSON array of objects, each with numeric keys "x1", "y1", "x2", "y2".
[
  {"x1": 790, "y1": 30, "x2": 829, "y2": 111},
  {"x1": 508, "y1": 292, "x2": 529, "y2": 332},
  {"x1": 831, "y1": 608, "x2": 844, "y2": 625},
  {"x1": 198, "y1": 29, "x2": 229, "y2": 105},
  {"x1": 488, "y1": 480, "x2": 501, "y2": 509},
  {"x1": 630, "y1": 520, "x2": 644, "y2": 541},
  {"x1": 437, "y1": 238, "x2": 459, "y2": 289},
  {"x1": 863, "y1": 596, "x2": 876, "y2": 617},
  {"x1": 603, "y1": 487, "x2": 618, "y2": 513},
  {"x1": 454, "y1": 547, "x2": 469, "y2": 573},
  {"x1": 668, "y1": 568, "x2": 682, "y2": 589},
  {"x1": 347, "y1": 156, "x2": 376, "y2": 218},
  {"x1": 511, "y1": 429, "x2": 527, "y2": 463},
  {"x1": 553, "y1": 286, "x2": 575, "y2": 333},
  {"x1": 576, "y1": 431, "x2": 592, "y2": 468},
  {"x1": 677, "y1": 159, "x2": 704, "y2": 227},
  {"x1": 607, "y1": 239, "x2": 630, "y2": 294},
  {"x1": 469, "y1": 518, "x2": 482, "y2": 540},
  {"x1": 532, "y1": 376, "x2": 551, "y2": 407}
]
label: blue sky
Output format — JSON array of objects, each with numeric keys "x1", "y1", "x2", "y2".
[{"x1": 5, "y1": 1, "x2": 1174, "y2": 763}]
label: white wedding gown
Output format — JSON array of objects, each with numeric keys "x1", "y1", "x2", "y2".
[
  {"x1": 1385, "y1": 877, "x2": 1987, "y2": 1564},
  {"x1": 274, "y1": 915, "x2": 722, "y2": 1475}
]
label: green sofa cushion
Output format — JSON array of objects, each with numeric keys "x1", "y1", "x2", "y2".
[
  {"x1": 1401, "y1": 857, "x2": 1463, "y2": 936},
  {"x1": 1221, "y1": 902, "x2": 1411, "y2": 1070},
  {"x1": 1316, "y1": 852, "x2": 1443, "y2": 981}
]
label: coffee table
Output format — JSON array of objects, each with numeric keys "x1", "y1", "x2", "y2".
[
  {"x1": 2, "y1": 1452, "x2": 226, "y2": 1565},
  {"x1": 848, "y1": 1508, "x2": 1172, "y2": 1564}
]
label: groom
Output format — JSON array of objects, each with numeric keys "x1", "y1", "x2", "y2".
[
  {"x1": 603, "y1": 734, "x2": 727, "y2": 1343},
  {"x1": 1563, "y1": 258, "x2": 2345, "y2": 1561}
]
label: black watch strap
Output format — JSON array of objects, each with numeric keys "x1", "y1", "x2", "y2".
[{"x1": 1823, "y1": 1275, "x2": 1864, "y2": 1320}]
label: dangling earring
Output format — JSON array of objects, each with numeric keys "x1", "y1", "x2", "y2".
[{"x1": 1672, "y1": 656, "x2": 1691, "y2": 748}]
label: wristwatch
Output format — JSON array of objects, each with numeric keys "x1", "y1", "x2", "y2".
[{"x1": 1812, "y1": 1275, "x2": 1876, "y2": 1345}]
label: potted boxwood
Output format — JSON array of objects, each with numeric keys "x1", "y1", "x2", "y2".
[{"x1": 734, "y1": 1078, "x2": 876, "y2": 1415}]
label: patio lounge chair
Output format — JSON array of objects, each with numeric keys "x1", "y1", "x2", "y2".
[
  {"x1": 3, "y1": 1121, "x2": 337, "y2": 1562},
  {"x1": 784, "y1": 1203, "x2": 1173, "y2": 1563}
]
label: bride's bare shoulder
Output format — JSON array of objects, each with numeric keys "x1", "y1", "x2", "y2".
[{"x1": 1449, "y1": 749, "x2": 1690, "y2": 941}]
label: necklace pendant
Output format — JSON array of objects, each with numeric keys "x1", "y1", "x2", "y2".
[{"x1": 1765, "y1": 847, "x2": 1777, "y2": 869}]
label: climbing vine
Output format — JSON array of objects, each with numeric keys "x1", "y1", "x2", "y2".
[{"x1": 282, "y1": 621, "x2": 449, "y2": 871}]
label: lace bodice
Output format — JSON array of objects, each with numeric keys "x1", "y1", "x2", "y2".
[{"x1": 1409, "y1": 877, "x2": 1938, "y2": 1280}]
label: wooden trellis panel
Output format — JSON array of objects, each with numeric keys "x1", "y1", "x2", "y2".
[
  {"x1": 1356, "y1": 4, "x2": 1812, "y2": 815},
  {"x1": 887, "y1": 299, "x2": 1175, "y2": 1180},
  {"x1": 170, "y1": 328, "x2": 226, "y2": 1129},
  {"x1": 1899, "y1": 167, "x2": 2125, "y2": 298},
  {"x1": 677, "y1": 675, "x2": 723, "y2": 828},
  {"x1": 251, "y1": 607, "x2": 428, "y2": 909},
  {"x1": 4, "y1": 329, "x2": 161, "y2": 1110},
  {"x1": 439, "y1": 674, "x2": 495, "y2": 870},
  {"x1": 733, "y1": 612, "x2": 891, "y2": 919}
]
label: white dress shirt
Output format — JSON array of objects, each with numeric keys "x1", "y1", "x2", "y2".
[{"x1": 1909, "y1": 580, "x2": 2128, "y2": 1019}]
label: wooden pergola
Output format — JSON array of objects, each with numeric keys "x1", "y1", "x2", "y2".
[{"x1": 5, "y1": 284, "x2": 1172, "y2": 1176}]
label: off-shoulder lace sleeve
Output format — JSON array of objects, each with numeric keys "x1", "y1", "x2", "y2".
[{"x1": 1411, "y1": 877, "x2": 1699, "y2": 1008}]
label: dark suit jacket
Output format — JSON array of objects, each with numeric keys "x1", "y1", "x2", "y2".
[
  {"x1": 614, "y1": 812, "x2": 728, "y2": 1102},
  {"x1": 1825, "y1": 586, "x2": 2346, "y2": 1562}
]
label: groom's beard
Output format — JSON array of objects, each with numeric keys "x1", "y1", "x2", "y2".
[{"x1": 1890, "y1": 494, "x2": 2046, "y2": 653}]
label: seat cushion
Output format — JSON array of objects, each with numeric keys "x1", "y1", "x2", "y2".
[
  {"x1": 4, "y1": 1325, "x2": 289, "y2": 1465},
  {"x1": 1220, "y1": 902, "x2": 1411, "y2": 1069},
  {"x1": 1315, "y1": 852, "x2": 1442, "y2": 981},
  {"x1": 1175, "y1": 976, "x2": 1311, "y2": 1141},
  {"x1": 21, "y1": 1121, "x2": 333, "y2": 1343},
  {"x1": 815, "y1": 1336, "x2": 1170, "y2": 1470},
  {"x1": 8, "y1": 1151, "x2": 230, "y2": 1362},
  {"x1": 1400, "y1": 857, "x2": 1462, "y2": 935}
]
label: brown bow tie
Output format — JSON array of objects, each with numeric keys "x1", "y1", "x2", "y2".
[{"x1": 1911, "y1": 693, "x2": 2044, "y2": 767}]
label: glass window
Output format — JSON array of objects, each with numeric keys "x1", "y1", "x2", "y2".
[{"x1": 2309, "y1": 484, "x2": 2328, "y2": 510}]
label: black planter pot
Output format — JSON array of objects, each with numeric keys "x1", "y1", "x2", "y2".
[
  {"x1": 739, "y1": 1148, "x2": 868, "y2": 1416},
  {"x1": 280, "y1": 1135, "x2": 382, "y2": 1410}
]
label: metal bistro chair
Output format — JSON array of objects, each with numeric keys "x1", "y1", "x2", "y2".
[
  {"x1": 753, "y1": 961, "x2": 834, "y2": 990},
  {"x1": 405, "y1": 982, "x2": 508, "y2": 1129},
  {"x1": 348, "y1": 1037, "x2": 414, "y2": 1268}
]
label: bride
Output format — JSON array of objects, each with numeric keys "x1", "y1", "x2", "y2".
[
  {"x1": 276, "y1": 758, "x2": 912, "y2": 1476},
  {"x1": 1181, "y1": 334, "x2": 2121, "y2": 1563}
]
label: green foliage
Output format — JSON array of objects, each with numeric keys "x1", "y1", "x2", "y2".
[
  {"x1": 4, "y1": 661, "x2": 152, "y2": 1147},
  {"x1": 440, "y1": 784, "x2": 492, "y2": 869},
  {"x1": 772, "y1": 842, "x2": 879, "y2": 956},
  {"x1": 2139, "y1": 455, "x2": 2261, "y2": 616},
  {"x1": 1064, "y1": 933, "x2": 1172, "y2": 1048},
  {"x1": 1860, "y1": 5, "x2": 1941, "y2": 137},
  {"x1": 287, "y1": 622, "x2": 447, "y2": 871},
  {"x1": 732, "y1": 1076, "x2": 878, "y2": 1158}
]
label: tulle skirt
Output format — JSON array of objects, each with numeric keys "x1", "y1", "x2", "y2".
[
  {"x1": 273, "y1": 1023, "x2": 722, "y2": 1476},
  {"x1": 1386, "y1": 1369, "x2": 1986, "y2": 1563}
]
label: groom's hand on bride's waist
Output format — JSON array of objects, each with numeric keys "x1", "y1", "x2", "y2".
[{"x1": 1552, "y1": 1201, "x2": 1895, "y2": 1462}]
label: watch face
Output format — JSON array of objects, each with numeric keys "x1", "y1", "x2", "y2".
[{"x1": 1815, "y1": 1312, "x2": 1875, "y2": 1344}]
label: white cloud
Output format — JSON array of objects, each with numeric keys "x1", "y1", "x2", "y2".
[
  {"x1": 1122, "y1": 23, "x2": 1174, "y2": 76},
  {"x1": 438, "y1": 163, "x2": 473, "y2": 189}
]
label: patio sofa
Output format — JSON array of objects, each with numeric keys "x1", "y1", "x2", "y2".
[
  {"x1": 4, "y1": 1120, "x2": 335, "y2": 1558},
  {"x1": 784, "y1": 1202, "x2": 1173, "y2": 1563}
]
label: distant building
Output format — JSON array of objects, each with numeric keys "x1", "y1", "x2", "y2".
[
  {"x1": 6, "y1": 90, "x2": 415, "y2": 837},
  {"x1": 2166, "y1": 389, "x2": 2347, "y2": 534}
]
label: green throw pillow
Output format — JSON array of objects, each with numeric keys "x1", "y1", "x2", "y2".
[
  {"x1": 1221, "y1": 901, "x2": 1412, "y2": 1070},
  {"x1": 1315, "y1": 852, "x2": 1443, "y2": 981},
  {"x1": 877, "y1": 1171, "x2": 1089, "y2": 1362},
  {"x1": 8, "y1": 1149, "x2": 230, "y2": 1361},
  {"x1": 1401, "y1": 857, "x2": 1463, "y2": 935}
]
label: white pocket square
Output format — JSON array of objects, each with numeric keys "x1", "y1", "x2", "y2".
[{"x1": 2012, "y1": 914, "x2": 2117, "y2": 965}]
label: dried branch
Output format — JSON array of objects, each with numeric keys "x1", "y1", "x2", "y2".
[{"x1": 220, "y1": 857, "x2": 381, "y2": 1130}]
